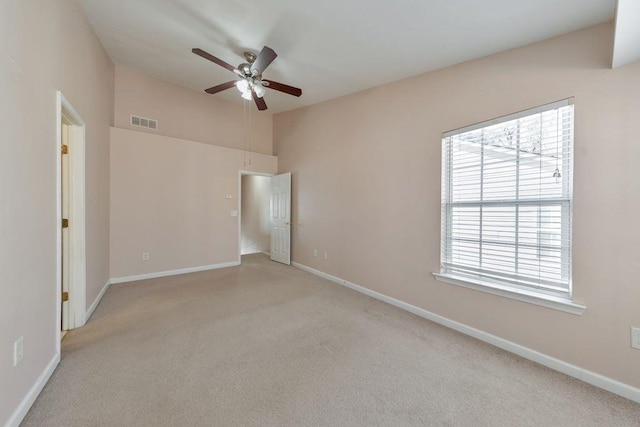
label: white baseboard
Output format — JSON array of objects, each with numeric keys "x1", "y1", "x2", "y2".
[
  {"x1": 110, "y1": 261, "x2": 240, "y2": 285},
  {"x1": 292, "y1": 262, "x2": 640, "y2": 404},
  {"x1": 85, "y1": 279, "x2": 111, "y2": 323},
  {"x1": 5, "y1": 353, "x2": 60, "y2": 427},
  {"x1": 260, "y1": 251, "x2": 271, "y2": 256}
]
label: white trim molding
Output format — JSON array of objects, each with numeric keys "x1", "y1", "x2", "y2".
[
  {"x1": 85, "y1": 280, "x2": 111, "y2": 323},
  {"x1": 5, "y1": 353, "x2": 60, "y2": 427},
  {"x1": 292, "y1": 262, "x2": 640, "y2": 404},
  {"x1": 433, "y1": 273, "x2": 586, "y2": 315},
  {"x1": 110, "y1": 261, "x2": 240, "y2": 285}
]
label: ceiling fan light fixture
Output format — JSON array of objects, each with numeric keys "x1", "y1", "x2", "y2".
[
  {"x1": 241, "y1": 89, "x2": 253, "y2": 101},
  {"x1": 253, "y1": 84, "x2": 265, "y2": 98},
  {"x1": 235, "y1": 79, "x2": 249, "y2": 93}
]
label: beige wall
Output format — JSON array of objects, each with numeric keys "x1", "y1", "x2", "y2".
[
  {"x1": 114, "y1": 66, "x2": 273, "y2": 155},
  {"x1": 110, "y1": 128, "x2": 277, "y2": 279},
  {"x1": 0, "y1": 0, "x2": 114, "y2": 423},
  {"x1": 241, "y1": 175, "x2": 272, "y2": 255},
  {"x1": 274, "y1": 22, "x2": 640, "y2": 389}
]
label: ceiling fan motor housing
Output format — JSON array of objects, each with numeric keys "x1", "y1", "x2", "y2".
[
  {"x1": 238, "y1": 63, "x2": 253, "y2": 77},
  {"x1": 244, "y1": 51, "x2": 257, "y2": 64}
]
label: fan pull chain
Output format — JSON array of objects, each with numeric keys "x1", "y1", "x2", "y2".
[
  {"x1": 243, "y1": 98, "x2": 247, "y2": 167},
  {"x1": 248, "y1": 101, "x2": 252, "y2": 166}
]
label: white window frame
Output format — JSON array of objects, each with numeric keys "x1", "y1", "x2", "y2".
[{"x1": 433, "y1": 99, "x2": 585, "y2": 315}]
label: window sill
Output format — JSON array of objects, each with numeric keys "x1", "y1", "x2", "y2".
[{"x1": 432, "y1": 273, "x2": 586, "y2": 315}]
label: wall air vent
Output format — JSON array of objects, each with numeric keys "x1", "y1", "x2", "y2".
[{"x1": 130, "y1": 114, "x2": 158, "y2": 130}]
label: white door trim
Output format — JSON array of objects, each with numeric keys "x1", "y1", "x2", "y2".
[
  {"x1": 237, "y1": 170, "x2": 274, "y2": 264},
  {"x1": 56, "y1": 91, "x2": 87, "y2": 353}
]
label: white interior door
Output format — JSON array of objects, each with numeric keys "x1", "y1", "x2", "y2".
[
  {"x1": 61, "y1": 120, "x2": 70, "y2": 331},
  {"x1": 270, "y1": 172, "x2": 291, "y2": 265}
]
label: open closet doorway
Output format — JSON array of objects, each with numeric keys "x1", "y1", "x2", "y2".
[{"x1": 239, "y1": 173, "x2": 272, "y2": 262}]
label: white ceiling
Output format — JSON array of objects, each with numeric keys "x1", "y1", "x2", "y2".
[{"x1": 77, "y1": 0, "x2": 615, "y2": 114}]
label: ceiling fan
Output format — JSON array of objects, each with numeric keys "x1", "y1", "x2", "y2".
[{"x1": 192, "y1": 46, "x2": 302, "y2": 111}]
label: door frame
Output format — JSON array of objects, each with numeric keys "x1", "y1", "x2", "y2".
[
  {"x1": 55, "y1": 91, "x2": 87, "y2": 352},
  {"x1": 237, "y1": 170, "x2": 274, "y2": 264}
]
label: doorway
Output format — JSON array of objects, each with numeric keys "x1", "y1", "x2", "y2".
[
  {"x1": 56, "y1": 92, "x2": 87, "y2": 353},
  {"x1": 238, "y1": 171, "x2": 292, "y2": 266},
  {"x1": 239, "y1": 173, "x2": 272, "y2": 260}
]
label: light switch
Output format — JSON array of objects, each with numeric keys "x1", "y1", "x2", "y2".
[
  {"x1": 225, "y1": 195, "x2": 232, "y2": 199},
  {"x1": 231, "y1": 210, "x2": 238, "y2": 217}
]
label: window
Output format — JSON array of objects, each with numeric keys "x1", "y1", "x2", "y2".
[{"x1": 439, "y1": 99, "x2": 573, "y2": 300}]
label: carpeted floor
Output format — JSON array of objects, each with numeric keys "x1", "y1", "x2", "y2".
[{"x1": 23, "y1": 254, "x2": 640, "y2": 426}]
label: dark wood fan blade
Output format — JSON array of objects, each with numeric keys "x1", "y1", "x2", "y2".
[
  {"x1": 262, "y1": 80, "x2": 302, "y2": 97},
  {"x1": 204, "y1": 81, "x2": 237, "y2": 95},
  {"x1": 192, "y1": 48, "x2": 237, "y2": 73},
  {"x1": 250, "y1": 46, "x2": 277, "y2": 75},
  {"x1": 251, "y1": 87, "x2": 268, "y2": 111}
]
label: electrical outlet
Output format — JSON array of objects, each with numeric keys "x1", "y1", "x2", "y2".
[
  {"x1": 14, "y1": 336, "x2": 23, "y2": 366},
  {"x1": 323, "y1": 251, "x2": 328, "y2": 260},
  {"x1": 313, "y1": 249, "x2": 318, "y2": 257},
  {"x1": 142, "y1": 252, "x2": 150, "y2": 261},
  {"x1": 632, "y1": 327, "x2": 640, "y2": 350}
]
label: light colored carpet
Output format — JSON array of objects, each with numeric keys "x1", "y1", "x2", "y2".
[{"x1": 23, "y1": 254, "x2": 640, "y2": 426}]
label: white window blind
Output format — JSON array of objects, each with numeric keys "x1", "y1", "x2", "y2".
[{"x1": 441, "y1": 99, "x2": 573, "y2": 297}]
